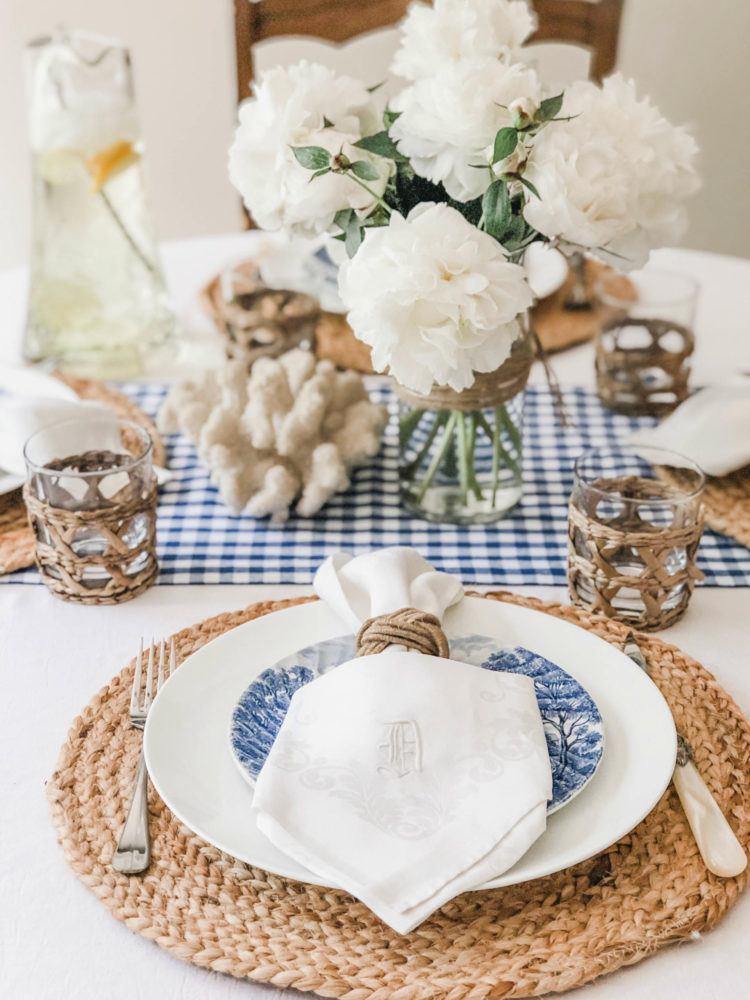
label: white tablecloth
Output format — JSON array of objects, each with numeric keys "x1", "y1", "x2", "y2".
[{"x1": 1, "y1": 236, "x2": 749, "y2": 1000}]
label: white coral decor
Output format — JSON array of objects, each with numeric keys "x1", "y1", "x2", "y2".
[
  {"x1": 157, "y1": 351, "x2": 388, "y2": 522},
  {"x1": 338, "y1": 203, "x2": 534, "y2": 395}
]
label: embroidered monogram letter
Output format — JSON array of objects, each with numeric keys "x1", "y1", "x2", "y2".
[{"x1": 377, "y1": 720, "x2": 422, "y2": 778}]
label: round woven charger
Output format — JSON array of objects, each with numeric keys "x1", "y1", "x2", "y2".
[
  {"x1": 0, "y1": 374, "x2": 165, "y2": 575},
  {"x1": 701, "y1": 465, "x2": 750, "y2": 549},
  {"x1": 531, "y1": 261, "x2": 634, "y2": 354},
  {"x1": 47, "y1": 592, "x2": 749, "y2": 999}
]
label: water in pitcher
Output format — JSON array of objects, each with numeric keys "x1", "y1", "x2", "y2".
[{"x1": 23, "y1": 31, "x2": 176, "y2": 377}]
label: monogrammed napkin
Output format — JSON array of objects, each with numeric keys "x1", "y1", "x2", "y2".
[{"x1": 253, "y1": 548, "x2": 552, "y2": 934}]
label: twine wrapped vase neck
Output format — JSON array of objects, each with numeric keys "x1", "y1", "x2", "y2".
[
  {"x1": 394, "y1": 358, "x2": 532, "y2": 413},
  {"x1": 356, "y1": 607, "x2": 450, "y2": 658}
]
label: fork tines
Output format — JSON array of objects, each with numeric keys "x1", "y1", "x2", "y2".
[{"x1": 130, "y1": 637, "x2": 176, "y2": 717}]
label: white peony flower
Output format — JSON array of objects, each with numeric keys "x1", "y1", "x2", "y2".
[
  {"x1": 338, "y1": 203, "x2": 534, "y2": 394},
  {"x1": 392, "y1": 0, "x2": 537, "y2": 81},
  {"x1": 391, "y1": 59, "x2": 543, "y2": 202},
  {"x1": 523, "y1": 75, "x2": 700, "y2": 268},
  {"x1": 228, "y1": 61, "x2": 391, "y2": 238}
]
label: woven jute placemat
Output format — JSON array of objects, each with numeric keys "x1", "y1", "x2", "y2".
[
  {"x1": 0, "y1": 374, "x2": 165, "y2": 576},
  {"x1": 702, "y1": 465, "x2": 750, "y2": 549},
  {"x1": 532, "y1": 261, "x2": 633, "y2": 355},
  {"x1": 47, "y1": 592, "x2": 749, "y2": 998}
]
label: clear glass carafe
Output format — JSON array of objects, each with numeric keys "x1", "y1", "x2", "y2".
[{"x1": 23, "y1": 30, "x2": 176, "y2": 377}]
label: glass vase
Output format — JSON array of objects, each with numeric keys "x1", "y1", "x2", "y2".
[
  {"x1": 23, "y1": 30, "x2": 176, "y2": 378},
  {"x1": 398, "y1": 326, "x2": 533, "y2": 524}
]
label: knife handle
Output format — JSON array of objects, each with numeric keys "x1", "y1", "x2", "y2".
[{"x1": 672, "y1": 759, "x2": 747, "y2": 877}]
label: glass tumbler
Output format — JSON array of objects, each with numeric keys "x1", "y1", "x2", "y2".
[
  {"x1": 595, "y1": 270, "x2": 698, "y2": 415},
  {"x1": 23, "y1": 416, "x2": 158, "y2": 604},
  {"x1": 568, "y1": 444, "x2": 705, "y2": 630}
]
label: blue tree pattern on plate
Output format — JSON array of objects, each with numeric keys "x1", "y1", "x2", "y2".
[{"x1": 229, "y1": 634, "x2": 603, "y2": 813}]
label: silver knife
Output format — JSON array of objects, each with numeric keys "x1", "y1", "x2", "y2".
[{"x1": 623, "y1": 633, "x2": 746, "y2": 877}]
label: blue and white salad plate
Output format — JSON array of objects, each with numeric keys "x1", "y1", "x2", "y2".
[
  {"x1": 229, "y1": 635, "x2": 604, "y2": 815},
  {"x1": 143, "y1": 597, "x2": 676, "y2": 891}
]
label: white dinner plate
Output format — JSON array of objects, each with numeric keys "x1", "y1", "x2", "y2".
[
  {"x1": 144, "y1": 597, "x2": 676, "y2": 891},
  {"x1": 523, "y1": 243, "x2": 569, "y2": 300}
]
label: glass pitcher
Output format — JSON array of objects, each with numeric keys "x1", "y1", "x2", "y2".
[{"x1": 23, "y1": 30, "x2": 176, "y2": 377}]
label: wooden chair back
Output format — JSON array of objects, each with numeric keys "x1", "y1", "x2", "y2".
[
  {"x1": 234, "y1": 1, "x2": 625, "y2": 102},
  {"x1": 234, "y1": 0, "x2": 410, "y2": 104},
  {"x1": 530, "y1": 0, "x2": 625, "y2": 82}
]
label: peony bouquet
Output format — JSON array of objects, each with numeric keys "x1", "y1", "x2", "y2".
[{"x1": 229, "y1": 0, "x2": 699, "y2": 522}]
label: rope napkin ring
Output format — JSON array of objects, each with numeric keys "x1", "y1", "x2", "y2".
[{"x1": 356, "y1": 607, "x2": 450, "y2": 658}]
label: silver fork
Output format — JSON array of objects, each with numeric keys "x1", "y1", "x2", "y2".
[{"x1": 112, "y1": 637, "x2": 175, "y2": 874}]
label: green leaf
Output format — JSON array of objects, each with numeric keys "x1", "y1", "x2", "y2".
[
  {"x1": 492, "y1": 127, "x2": 518, "y2": 164},
  {"x1": 383, "y1": 108, "x2": 402, "y2": 129},
  {"x1": 310, "y1": 167, "x2": 331, "y2": 181},
  {"x1": 349, "y1": 159, "x2": 380, "y2": 181},
  {"x1": 367, "y1": 80, "x2": 385, "y2": 93},
  {"x1": 334, "y1": 206, "x2": 365, "y2": 256},
  {"x1": 292, "y1": 146, "x2": 331, "y2": 170},
  {"x1": 345, "y1": 221, "x2": 363, "y2": 257},
  {"x1": 353, "y1": 131, "x2": 408, "y2": 163},
  {"x1": 322, "y1": 116, "x2": 334, "y2": 128},
  {"x1": 503, "y1": 214, "x2": 527, "y2": 245},
  {"x1": 481, "y1": 179, "x2": 511, "y2": 239},
  {"x1": 538, "y1": 93, "x2": 564, "y2": 123},
  {"x1": 519, "y1": 176, "x2": 541, "y2": 199},
  {"x1": 334, "y1": 208, "x2": 355, "y2": 230}
]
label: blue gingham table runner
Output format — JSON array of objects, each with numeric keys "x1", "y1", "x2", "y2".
[{"x1": 5, "y1": 382, "x2": 749, "y2": 586}]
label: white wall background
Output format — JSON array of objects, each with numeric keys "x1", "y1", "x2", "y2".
[{"x1": 1, "y1": 0, "x2": 749, "y2": 271}]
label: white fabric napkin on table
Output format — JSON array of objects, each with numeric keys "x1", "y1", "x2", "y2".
[
  {"x1": 253, "y1": 548, "x2": 552, "y2": 934},
  {"x1": 629, "y1": 375, "x2": 750, "y2": 477},
  {"x1": 0, "y1": 367, "x2": 114, "y2": 479},
  {"x1": 0, "y1": 365, "x2": 173, "y2": 485}
]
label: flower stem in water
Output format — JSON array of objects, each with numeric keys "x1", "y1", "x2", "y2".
[{"x1": 416, "y1": 410, "x2": 459, "y2": 503}]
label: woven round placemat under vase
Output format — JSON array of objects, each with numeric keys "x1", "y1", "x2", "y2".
[
  {"x1": 0, "y1": 375, "x2": 165, "y2": 577},
  {"x1": 47, "y1": 592, "x2": 750, "y2": 999},
  {"x1": 530, "y1": 260, "x2": 634, "y2": 354}
]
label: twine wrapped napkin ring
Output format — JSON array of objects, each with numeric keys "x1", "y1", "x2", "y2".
[{"x1": 356, "y1": 607, "x2": 450, "y2": 658}]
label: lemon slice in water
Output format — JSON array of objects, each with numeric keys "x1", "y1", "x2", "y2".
[{"x1": 87, "y1": 140, "x2": 139, "y2": 192}]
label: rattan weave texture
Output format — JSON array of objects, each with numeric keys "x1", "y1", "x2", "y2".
[
  {"x1": 47, "y1": 592, "x2": 749, "y2": 999},
  {"x1": 0, "y1": 375, "x2": 165, "y2": 576}
]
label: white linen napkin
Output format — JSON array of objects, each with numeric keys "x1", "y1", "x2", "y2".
[
  {"x1": 629, "y1": 375, "x2": 750, "y2": 477},
  {"x1": 253, "y1": 548, "x2": 552, "y2": 934},
  {"x1": 0, "y1": 365, "x2": 173, "y2": 484},
  {"x1": 0, "y1": 394, "x2": 114, "y2": 476}
]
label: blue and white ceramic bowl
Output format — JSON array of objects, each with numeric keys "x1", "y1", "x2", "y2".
[{"x1": 230, "y1": 634, "x2": 604, "y2": 814}]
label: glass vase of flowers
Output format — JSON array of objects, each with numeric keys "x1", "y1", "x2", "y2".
[
  {"x1": 397, "y1": 320, "x2": 533, "y2": 523},
  {"x1": 227, "y1": 0, "x2": 699, "y2": 523}
]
